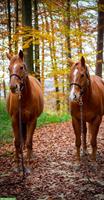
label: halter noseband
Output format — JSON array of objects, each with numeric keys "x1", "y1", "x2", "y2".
[
  {"x1": 70, "y1": 82, "x2": 82, "y2": 90},
  {"x1": 70, "y1": 82, "x2": 87, "y2": 96},
  {"x1": 10, "y1": 73, "x2": 25, "y2": 91},
  {"x1": 10, "y1": 73, "x2": 22, "y2": 80}
]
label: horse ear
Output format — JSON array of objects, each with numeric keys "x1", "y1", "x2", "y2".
[
  {"x1": 6, "y1": 52, "x2": 12, "y2": 60},
  {"x1": 67, "y1": 58, "x2": 74, "y2": 66},
  {"x1": 81, "y1": 56, "x2": 85, "y2": 66},
  {"x1": 19, "y1": 50, "x2": 23, "y2": 60}
]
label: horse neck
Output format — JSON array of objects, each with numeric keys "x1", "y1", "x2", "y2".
[
  {"x1": 82, "y1": 77, "x2": 92, "y2": 101},
  {"x1": 21, "y1": 76, "x2": 32, "y2": 99}
]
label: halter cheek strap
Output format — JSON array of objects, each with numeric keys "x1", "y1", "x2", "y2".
[{"x1": 10, "y1": 73, "x2": 22, "y2": 80}]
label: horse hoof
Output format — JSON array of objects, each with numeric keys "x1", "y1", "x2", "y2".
[
  {"x1": 73, "y1": 163, "x2": 80, "y2": 171},
  {"x1": 81, "y1": 150, "x2": 88, "y2": 157},
  {"x1": 24, "y1": 167, "x2": 31, "y2": 175},
  {"x1": 90, "y1": 162, "x2": 97, "y2": 172},
  {"x1": 13, "y1": 167, "x2": 20, "y2": 173}
]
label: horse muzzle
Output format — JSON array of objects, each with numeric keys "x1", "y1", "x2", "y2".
[
  {"x1": 10, "y1": 84, "x2": 20, "y2": 94},
  {"x1": 69, "y1": 92, "x2": 80, "y2": 102}
]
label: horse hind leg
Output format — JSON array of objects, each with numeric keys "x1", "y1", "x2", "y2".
[
  {"x1": 88, "y1": 116, "x2": 102, "y2": 162},
  {"x1": 26, "y1": 119, "x2": 37, "y2": 165}
]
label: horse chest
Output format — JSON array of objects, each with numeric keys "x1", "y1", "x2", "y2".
[
  {"x1": 21, "y1": 106, "x2": 35, "y2": 122},
  {"x1": 71, "y1": 103, "x2": 99, "y2": 122}
]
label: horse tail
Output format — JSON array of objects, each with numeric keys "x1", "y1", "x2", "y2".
[{"x1": 21, "y1": 122, "x2": 27, "y2": 146}]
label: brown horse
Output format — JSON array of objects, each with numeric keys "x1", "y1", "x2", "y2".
[
  {"x1": 7, "y1": 50, "x2": 44, "y2": 171},
  {"x1": 69, "y1": 56, "x2": 104, "y2": 164}
]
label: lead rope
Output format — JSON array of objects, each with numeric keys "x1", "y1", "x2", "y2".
[
  {"x1": 19, "y1": 93, "x2": 25, "y2": 179},
  {"x1": 79, "y1": 96, "x2": 92, "y2": 184},
  {"x1": 79, "y1": 97, "x2": 84, "y2": 146}
]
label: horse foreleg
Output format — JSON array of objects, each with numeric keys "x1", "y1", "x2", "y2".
[
  {"x1": 12, "y1": 117, "x2": 20, "y2": 169},
  {"x1": 82, "y1": 123, "x2": 87, "y2": 156},
  {"x1": 26, "y1": 120, "x2": 37, "y2": 165},
  {"x1": 89, "y1": 116, "x2": 102, "y2": 161},
  {"x1": 72, "y1": 117, "x2": 81, "y2": 163}
]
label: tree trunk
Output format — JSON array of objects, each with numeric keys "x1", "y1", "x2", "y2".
[
  {"x1": 96, "y1": 0, "x2": 104, "y2": 77},
  {"x1": 34, "y1": 0, "x2": 40, "y2": 81},
  {"x1": 2, "y1": 40, "x2": 6, "y2": 99},
  {"x1": 22, "y1": 0, "x2": 33, "y2": 73},
  {"x1": 7, "y1": 0, "x2": 11, "y2": 53},
  {"x1": 41, "y1": 14, "x2": 45, "y2": 94},
  {"x1": 43, "y1": 4, "x2": 60, "y2": 111},
  {"x1": 76, "y1": 0, "x2": 82, "y2": 54},
  {"x1": 50, "y1": 12, "x2": 60, "y2": 112},
  {"x1": 15, "y1": 0, "x2": 19, "y2": 53},
  {"x1": 66, "y1": 0, "x2": 71, "y2": 113},
  {"x1": 61, "y1": 38, "x2": 65, "y2": 112},
  {"x1": 3, "y1": 79, "x2": 6, "y2": 99}
]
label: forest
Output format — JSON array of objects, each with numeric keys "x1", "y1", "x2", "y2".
[
  {"x1": 0, "y1": 0, "x2": 104, "y2": 200},
  {"x1": 0, "y1": 0, "x2": 104, "y2": 112}
]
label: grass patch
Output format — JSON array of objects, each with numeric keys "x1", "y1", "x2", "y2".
[
  {"x1": 0, "y1": 100, "x2": 12, "y2": 143},
  {"x1": 37, "y1": 112, "x2": 71, "y2": 127},
  {"x1": 0, "y1": 100, "x2": 71, "y2": 143}
]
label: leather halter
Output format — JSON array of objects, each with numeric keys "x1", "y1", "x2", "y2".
[
  {"x1": 70, "y1": 82, "x2": 82, "y2": 89},
  {"x1": 70, "y1": 82, "x2": 84, "y2": 96},
  {"x1": 70, "y1": 68, "x2": 90, "y2": 96},
  {"x1": 10, "y1": 73, "x2": 22, "y2": 80},
  {"x1": 10, "y1": 73, "x2": 25, "y2": 91}
]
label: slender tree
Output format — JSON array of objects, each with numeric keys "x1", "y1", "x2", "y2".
[
  {"x1": 76, "y1": 0, "x2": 82, "y2": 54},
  {"x1": 15, "y1": 0, "x2": 19, "y2": 53},
  {"x1": 49, "y1": 11, "x2": 60, "y2": 111},
  {"x1": 66, "y1": 0, "x2": 71, "y2": 112},
  {"x1": 7, "y1": 0, "x2": 11, "y2": 53},
  {"x1": 22, "y1": 0, "x2": 33, "y2": 73},
  {"x1": 34, "y1": 0, "x2": 40, "y2": 81},
  {"x1": 40, "y1": 14, "x2": 45, "y2": 94},
  {"x1": 96, "y1": 0, "x2": 104, "y2": 77}
]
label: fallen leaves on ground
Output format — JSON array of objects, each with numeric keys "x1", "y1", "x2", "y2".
[{"x1": 0, "y1": 120, "x2": 104, "y2": 200}]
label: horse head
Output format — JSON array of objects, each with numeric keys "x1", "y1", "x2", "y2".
[
  {"x1": 69, "y1": 56, "x2": 90, "y2": 102},
  {"x1": 7, "y1": 50, "x2": 28, "y2": 94}
]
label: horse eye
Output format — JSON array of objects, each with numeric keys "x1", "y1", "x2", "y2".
[
  {"x1": 20, "y1": 66, "x2": 23, "y2": 70},
  {"x1": 81, "y1": 74, "x2": 84, "y2": 78},
  {"x1": 75, "y1": 62, "x2": 79, "y2": 66}
]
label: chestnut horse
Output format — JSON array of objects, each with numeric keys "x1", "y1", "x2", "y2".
[
  {"x1": 69, "y1": 56, "x2": 104, "y2": 163},
  {"x1": 7, "y1": 50, "x2": 44, "y2": 170}
]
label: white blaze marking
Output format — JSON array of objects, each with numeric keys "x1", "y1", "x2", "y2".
[
  {"x1": 13, "y1": 64, "x2": 18, "y2": 73},
  {"x1": 70, "y1": 69, "x2": 78, "y2": 101}
]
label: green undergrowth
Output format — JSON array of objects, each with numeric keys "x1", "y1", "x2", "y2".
[
  {"x1": 0, "y1": 100, "x2": 71, "y2": 143},
  {"x1": 0, "y1": 100, "x2": 12, "y2": 143},
  {"x1": 37, "y1": 112, "x2": 71, "y2": 127}
]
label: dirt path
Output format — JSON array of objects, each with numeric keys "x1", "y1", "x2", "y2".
[{"x1": 0, "y1": 120, "x2": 104, "y2": 200}]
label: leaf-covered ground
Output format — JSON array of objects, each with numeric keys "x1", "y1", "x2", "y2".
[{"x1": 0, "y1": 120, "x2": 104, "y2": 200}]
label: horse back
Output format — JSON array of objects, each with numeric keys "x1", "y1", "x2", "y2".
[{"x1": 91, "y1": 75, "x2": 104, "y2": 98}]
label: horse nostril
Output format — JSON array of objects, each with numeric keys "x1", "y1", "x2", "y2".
[
  {"x1": 15, "y1": 85, "x2": 18, "y2": 89},
  {"x1": 10, "y1": 84, "x2": 18, "y2": 93},
  {"x1": 74, "y1": 93, "x2": 77, "y2": 100}
]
